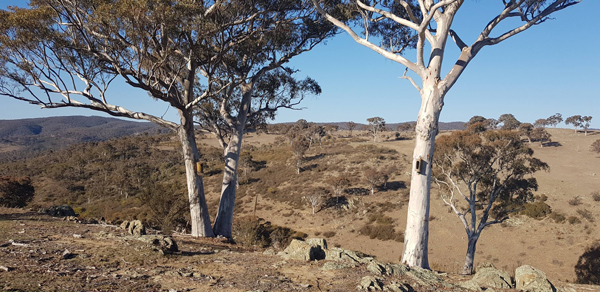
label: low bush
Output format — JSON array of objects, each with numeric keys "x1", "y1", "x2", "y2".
[
  {"x1": 233, "y1": 217, "x2": 306, "y2": 249},
  {"x1": 359, "y1": 224, "x2": 404, "y2": 242},
  {"x1": 568, "y1": 196, "x2": 582, "y2": 206},
  {"x1": 549, "y1": 211, "x2": 566, "y2": 223},
  {"x1": 0, "y1": 176, "x2": 35, "y2": 208},
  {"x1": 575, "y1": 241, "x2": 600, "y2": 285},
  {"x1": 567, "y1": 216, "x2": 581, "y2": 224},
  {"x1": 591, "y1": 191, "x2": 600, "y2": 202},
  {"x1": 577, "y1": 209, "x2": 595, "y2": 222},
  {"x1": 520, "y1": 201, "x2": 552, "y2": 219},
  {"x1": 323, "y1": 231, "x2": 336, "y2": 238}
]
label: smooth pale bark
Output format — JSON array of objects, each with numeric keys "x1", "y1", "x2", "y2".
[
  {"x1": 177, "y1": 110, "x2": 214, "y2": 237},
  {"x1": 401, "y1": 79, "x2": 445, "y2": 269},
  {"x1": 462, "y1": 235, "x2": 479, "y2": 275},
  {"x1": 213, "y1": 84, "x2": 252, "y2": 237}
]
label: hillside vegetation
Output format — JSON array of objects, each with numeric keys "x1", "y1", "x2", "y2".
[{"x1": 1, "y1": 122, "x2": 599, "y2": 285}]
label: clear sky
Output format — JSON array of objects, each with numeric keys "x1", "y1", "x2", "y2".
[{"x1": 1, "y1": 1, "x2": 598, "y2": 128}]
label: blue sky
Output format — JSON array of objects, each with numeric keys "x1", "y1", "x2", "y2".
[{"x1": 1, "y1": 1, "x2": 598, "y2": 128}]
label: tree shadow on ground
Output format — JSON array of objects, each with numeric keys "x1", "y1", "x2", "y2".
[
  {"x1": 379, "y1": 181, "x2": 406, "y2": 191},
  {"x1": 323, "y1": 196, "x2": 349, "y2": 209},
  {"x1": 344, "y1": 188, "x2": 370, "y2": 196},
  {"x1": 543, "y1": 141, "x2": 562, "y2": 147},
  {"x1": 304, "y1": 153, "x2": 325, "y2": 162}
]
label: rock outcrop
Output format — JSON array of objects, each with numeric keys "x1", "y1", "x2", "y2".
[
  {"x1": 44, "y1": 205, "x2": 77, "y2": 217},
  {"x1": 460, "y1": 263, "x2": 512, "y2": 290},
  {"x1": 515, "y1": 265, "x2": 555, "y2": 292}
]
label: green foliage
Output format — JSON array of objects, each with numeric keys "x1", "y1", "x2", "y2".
[
  {"x1": 549, "y1": 211, "x2": 566, "y2": 223},
  {"x1": 591, "y1": 191, "x2": 600, "y2": 202},
  {"x1": 568, "y1": 196, "x2": 582, "y2": 206},
  {"x1": 233, "y1": 217, "x2": 305, "y2": 249},
  {"x1": 0, "y1": 176, "x2": 34, "y2": 208},
  {"x1": 591, "y1": 140, "x2": 600, "y2": 155},
  {"x1": 520, "y1": 201, "x2": 552, "y2": 219},
  {"x1": 359, "y1": 214, "x2": 403, "y2": 242},
  {"x1": 575, "y1": 241, "x2": 600, "y2": 285}
]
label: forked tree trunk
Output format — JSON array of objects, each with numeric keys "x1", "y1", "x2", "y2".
[
  {"x1": 213, "y1": 83, "x2": 252, "y2": 237},
  {"x1": 401, "y1": 82, "x2": 445, "y2": 269},
  {"x1": 177, "y1": 110, "x2": 214, "y2": 237},
  {"x1": 462, "y1": 234, "x2": 479, "y2": 275},
  {"x1": 212, "y1": 133, "x2": 242, "y2": 237}
]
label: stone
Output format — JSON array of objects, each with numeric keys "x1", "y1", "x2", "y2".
[
  {"x1": 127, "y1": 220, "x2": 146, "y2": 236},
  {"x1": 137, "y1": 235, "x2": 178, "y2": 253},
  {"x1": 461, "y1": 266, "x2": 512, "y2": 290},
  {"x1": 321, "y1": 262, "x2": 355, "y2": 270},
  {"x1": 45, "y1": 205, "x2": 77, "y2": 217},
  {"x1": 262, "y1": 248, "x2": 276, "y2": 256},
  {"x1": 359, "y1": 276, "x2": 383, "y2": 291},
  {"x1": 405, "y1": 267, "x2": 452, "y2": 288},
  {"x1": 515, "y1": 265, "x2": 555, "y2": 292},
  {"x1": 278, "y1": 238, "x2": 326, "y2": 261},
  {"x1": 383, "y1": 282, "x2": 414, "y2": 292},
  {"x1": 120, "y1": 221, "x2": 130, "y2": 230},
  {"x1": 367, "y1": 261, "x2": 386, "y2": 276}
]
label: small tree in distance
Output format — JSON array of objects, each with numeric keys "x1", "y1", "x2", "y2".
[
  {"x1": 547, "y1": 113, "x2": 563, "y2": 128},
  {"x1": 347, "y1": 121, "x2": 358, "y2": 137},
  {"x1": 328, "y1": 175, "x2": 350, "y2": 204},
  {"x1": 565, "y1": 115, "x2": 583, "y2": 133},
  {"x1": 0, "y1": 176, "x2": 35, "y2": 208},
  {"x1": 433, "y1": 129, "x2": 548, "y2": 275},
  {"x1": 498, "y1": 114, "x2": 521, "y2": 130},
  {"x1": 364, "y1": 167, "x2": 385, "y2": 195},
  {"x1": 367, "y1": 117, "x2": 386, "y2": 142},
  {"x1": 292, "y1": 137, "x2": 310, "y2": 174}
]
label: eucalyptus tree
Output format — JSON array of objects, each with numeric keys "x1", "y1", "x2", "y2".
[
  {"x1": 0, "y1": 0, "x2": 332, "y2": 238},
  {"x1": 433, "y1": 129, "x2": 548, "y2": 274},
  {"x1": 311, "y1": 0, "x2": 579, "y2": 268}
]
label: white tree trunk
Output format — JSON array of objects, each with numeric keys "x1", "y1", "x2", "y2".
[
  {"x1": 212, "y1": 133, "x2": 242, "y2": 237},
  {"x1": 401, "y1": 83, "x2": 445, "y2": 269},
  {"x1": 213, "y1": 83, "x2": 252, "y2": 237},
  {"x1": 177, "y1": 110, "x2": 214, "y2": 237}
]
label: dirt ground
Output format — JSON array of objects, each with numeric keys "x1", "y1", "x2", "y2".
[
  {"x1": 229, "y1": 129, "x2": 600, "y2": 282},
  {"x1": 1, "y1": 129, "x2": 599, "y2": 291}
]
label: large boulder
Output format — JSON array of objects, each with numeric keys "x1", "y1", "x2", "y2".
[
  {"x1": 137, "y1": 235, "x2": 178, "y2": 254},
  {"x1": 127, "y1": 220, "x2": 146, "y2": 236},
  {"x1": 45, "y1": 205, "x2": 77, "y2": 217},
  {"x1": 278, "y1": 238, "x2": 327, "y2": 261},
  {"x1": 515, "y1": 265, "x2": 555, "y2": 292},
  {"x1": 461, "y1": 265, "x2": 512, "y2": 290}
]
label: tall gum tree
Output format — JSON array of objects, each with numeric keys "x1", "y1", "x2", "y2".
[
  {"x1": 0, "y1": 0, "x2": 330, "y2": 237},
  {"x1": 193, "y1": 0, "x2": 335, "y2": 238},
  {"x1": 312, "y1": 0, "x2": 580, "y2": 268}
]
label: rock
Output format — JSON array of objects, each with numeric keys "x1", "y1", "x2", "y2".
[
  {"x1": 359, "y1": 276, "x2": 383, "y2": 291},
  {"x1": 45, "y1": 205, "x2": 77, "y2": 217},
  {"x1": 325, "y1": 247, "x2": 373, "y2": 264},
  {"x1": 278, "y1": 238, "x2": 326, "y2": 261},
  {"x1": 405, "y1": 267, "x2": 452, "y2": 288},
  {"x1": 515, "y1": 265, "x2": 555, "y2": 292},
  {"x1": 120, "y1": 221, "x2": 130, "y2": 230},
  {"x1": 62, "y1": 249, "x2": 76, "y2": 259},
  {"x1": 385, "y1": 264, "x2": 410, "y2": 276},
  {"x1": 263, "y1": 248, "x2": 276, "y2": 256},
  {"x1": 321, "y1": 262, "x2": 355, "y2": 270},
  {"x1": 461, "y1": 265, "x2": 512, "y2": 290},
  {"x1": 137, "y1": 235, "x2": 178, "y2": 254},
  {"x1": 367, "y1": 262, "x2": 387, "y2": 276},
  {"x1": 383, "y1": 282, "x2": 414, "y2": 292},
  {"x1": 306, "y1": 238, "x2": 328, "y2": 250},
  {"x1": 127, "y1": 220, "x2": 146, "y2": 236},
  {"x1": 0, "y1": 266, "x2": 11, "y2": 272}
]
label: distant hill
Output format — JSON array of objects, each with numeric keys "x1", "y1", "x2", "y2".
[{"x1": 0, "y1": 116, "x2": 167, "y2": 160}]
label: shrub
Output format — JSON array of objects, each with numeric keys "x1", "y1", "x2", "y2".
[
  {"x1": 568, "y1": 196, "x2": 582, "y2": 206},
  {"x1": 322, "y1": 231, "x2": 336, "y2": 238},
  {"x1": 567, "y1": 216, "x2": 581, "y2": 224},
  {"x1": 591, "y1": 139, "x2": 600, "y2": 154},
  {"x1": 577, "y1": 209, "x2": 595, "y2": 222},
  {"x1": 591, "y1": 191, "x2": 600, "y2": 202},
  {"x1": 549, "y1": 212, "x2": 566, "y2": 223},
  {"x1": 0, "y1": 176, "x2": 35, "y2": 208},
  {"x1": 575, "y1": 241, "x2": 600, "y2": 284},
  {"x1": 359, "y1": 224, "x2": 404, "y2": 242},
  {"x1": 520, "y1": 201, "x2": 552, "y2": 219}
]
